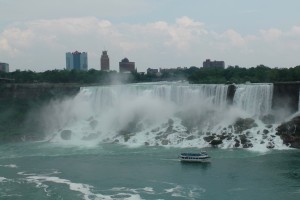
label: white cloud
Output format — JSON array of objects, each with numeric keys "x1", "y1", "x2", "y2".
[
  {"x1": 0, "y1": 16, "x2": 300, "y2": 71},
  {"x1": 260, "y1": 28, "x2": 283, "y2": 41}
]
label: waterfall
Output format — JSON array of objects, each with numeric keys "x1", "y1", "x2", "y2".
[
  {"x1": 78, "y1": 83, "x2": 229, "y2": 112},
  {"x1": 233, "y1": 83, "x2": 273, "y2": 118},
  {"x1": 44, "y1": 82, "x2": 289, "y2": 150}
]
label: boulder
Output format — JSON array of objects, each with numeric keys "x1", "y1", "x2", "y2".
[
  {"x1": 210, "y1": 139, "x2": 223, "y2": 146},
  {"x1": 276, "y1": 116, "x2": 300, "y2": 148},
  {"x1": 89, "y1": 120, "x2": 98, "y2": 129},
  {"x1": 204, "y1": 135, "x2": 215, "y2": 143},
  {"x1": 261, "y1": 114, "x2": 275, "y2": 124},
  {"x1": 234, "y1": 118, "x2": 257, "y2": 133},
  {"x1": 60, "y1": 130, "x2": 72, "y2": 140}
]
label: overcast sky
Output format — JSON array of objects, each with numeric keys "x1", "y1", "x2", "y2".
[{"x1": 1, "y1": 0, "x2": 300, "y2": 72}]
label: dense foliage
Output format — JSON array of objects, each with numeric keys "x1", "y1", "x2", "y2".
[{"x1": 1, "y1": 65, "x2": 300, "y2": 84}]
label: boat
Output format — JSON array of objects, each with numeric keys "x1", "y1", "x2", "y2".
[{"x1": 179, "y1": 151, "x2": 210, "y2": 162}]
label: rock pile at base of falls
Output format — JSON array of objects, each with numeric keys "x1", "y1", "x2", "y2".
[
  {"x1": 204, "y1": 118, "x2": 260, "y2": 148},
  {"x1": 276, "y1": 116, "x2": 300, "y2": 148}
]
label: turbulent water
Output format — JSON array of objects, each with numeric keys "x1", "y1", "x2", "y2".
[
  {"x1": 0, "y1": 143, "x2": 300, "y2": 200},
  {"x1": 1, "y1": 82, "x2": 300, "y2": 199}
]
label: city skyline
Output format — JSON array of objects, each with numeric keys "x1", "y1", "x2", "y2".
[{"x1": 1, "y1": 0, "x2": 300, "y2": 72}]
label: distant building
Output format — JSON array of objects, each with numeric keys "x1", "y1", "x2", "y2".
[
  {"x1": 100, "y1": 51, "x2": 110, "y2": 71},
  {"x1": 203, "y1": 59, "x2": 225, "y2": 69},
  {"x1": 147, "y1": 68, "x2": 159, "y2": 75},
  {"x1": 0, "y1": 62, "x2": 9, "y2": 72},
  {"x1": 66, "y1": 51, "x2": 88, "y2": 71},
  {"x1": 119, "y1": 58, "x2": 136, "y2": 73}
]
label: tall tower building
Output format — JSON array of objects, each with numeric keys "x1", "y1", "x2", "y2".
[
  {"x1": 100, "y1": 51, "x2": 110, "y2": 71},
  {"x1": 0, "y1": 62, "x2": 9, "y2": 72},
  {"x1": 66, "y1": 51, "x2": 88, "y2": 71}
]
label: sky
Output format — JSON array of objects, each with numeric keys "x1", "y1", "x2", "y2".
[{"x1": 1, "y1": 0, "x2": 300, "y2": 72}]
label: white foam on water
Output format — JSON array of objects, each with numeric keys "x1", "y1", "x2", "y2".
[
  {"x1": 19, "y1": 172, "x2": 112, "y2": 200},
  {"x1": 0, "y1": 164, "x2": 18, "y2": 168},
  {"x1": 0, "y1": 177, "x2": 7, "y2": 182}
]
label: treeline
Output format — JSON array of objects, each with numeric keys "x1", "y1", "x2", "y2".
[
  {"x1": 1, "y1": 65, "x2": 300, "y2": 84},
  {"x1": 187, "y1": 65, "x2": 300, "y2": 84}
]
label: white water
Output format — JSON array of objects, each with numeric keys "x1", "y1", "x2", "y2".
[{"x1": 39, "y1": 82, "x2": 290, "y2": 151}]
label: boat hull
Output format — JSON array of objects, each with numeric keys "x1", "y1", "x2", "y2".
[{"x1": 179, "y1": 158, "x2": 210, "y2": 163}]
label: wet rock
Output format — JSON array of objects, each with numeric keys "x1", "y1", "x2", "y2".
[
  {"x1": 243, "y1": 142, "x2": 253, "y2": 148},
  {"x1": 276, "y1": 116, "x2": 300, "y2": 148},
  {"x1": 124, "y1": 135, "x2": 131, "y2": 142},
  {"x1": 262, "y1": 135, "x2": 268, "y2": 139},
  {"x1": 89, "y1": 120, "x2": 98, "y2": 129},
  {"x1": 266, "y1": 124, "x2": 273, "y2": 129},
  {"x1": 204, "y1": 135, "x2": 215, "y2": 142},
  {"x1": 263, "y1": 129, "x2": 269, "y2": 134},
  {"x1": 60, "y1": 130, "x2": 72, "y2": 140},
  {"x1": 186, "y1": 135, "x2": 195, "y2": 140},
  {"x1": 113, "y1": 139, "x2": 119, "y2": 143},
  {"x1": 234, "y1": 118, "x2": 257, "y2": 133},
  {"x1": 168, "y1": 119, "x2": 174, "y2": 126},
  {"x1": 234, "y1": 139, "x2": 240, "y2": 148},
  {"x1": 161, "y1": 139, "x2": 169, "y2": 145},
  {"x1": 239, "y1": 134, "x2": 252, "y2": 148},
  {"x1": 261, "y1": 114, "x2": 275, "y2": 124},
  {"x1": 267, "y1": 142, "x2": 275, "y2": 149},
  {"x1": 210, "y1": 139, "x2": 223, "y2": 146},
  {"x1": 239, "y1": 134, "x2": 248, "y2": 144},
  {"x1": 144, "y1": 142, "x2": 149, "y2": 146}
]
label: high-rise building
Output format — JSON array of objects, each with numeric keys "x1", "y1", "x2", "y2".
[
  {"x1": 100, "y1": 51, "x2": 110, "y2": 71},
  {"x1": 203, "y1": 59, "x2": 225, "y2": 69},
  {"x1": 66, "y1": 51, "x2": 88, "y2": 71},
  {"x1": 0, "y1": 62, "x2": 9, "y2": 72},
  {"x1": 119, "y1": 58, "x2": 136, "y2": 73}
]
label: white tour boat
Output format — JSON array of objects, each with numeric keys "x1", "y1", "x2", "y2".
[{"x1": 179, "y1": 152, "x2": 210, "y2": 162}]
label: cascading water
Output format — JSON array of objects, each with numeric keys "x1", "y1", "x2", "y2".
[
  {"x1": 43, "y1": 82, "x2": 288, "y2": 151},
  {"x1": 233, "y1": 83, "x2": 273, "y2": 118}
]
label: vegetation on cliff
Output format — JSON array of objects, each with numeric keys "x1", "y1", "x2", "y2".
[{"x1": 1, "y1": 65, "x2": 300, "y2": 84}]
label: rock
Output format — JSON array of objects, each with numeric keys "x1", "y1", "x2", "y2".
[
  {"x1": 243, "y1": 142, "x2": 253, "y2": 148},
  {"x1": 124, "y1": 135, "x2": 131, "y2": 142},
  {"x1": 266, "y1": 124, "x2": 273, "y2": 129},
  {"x1": 113, "y1": 139, "x2": 119, "y2": 143},
  {"x1": 161, "y1": 139, "x2": 169, "y2": 145},
  {"x1": 60, "y1": 130, "x2": 72, "y2": 140},
  {"x1": 204, "y1": 135, "x2": 215, "y2": 142},
  {"x1": 234, "y1": 139, "x2": 240, "y2": 148},
  {"x1": 267, "y1": 142, "x2": 275, "y2": 149},
  {"x1": 144, "y1": 142, "x2": 149, "y2": 146},
  {"x1": 89, "y1": 120, "x2": 98, "y2": 129},
  {"x1": 239, "y1": 134, "x2": 253, "y2": 148},
  {"x1": 186, "y1": 135, "x2": 195, "y2": 140},
  {"x1": 263, "y1": 129, "x2": 269, "y2": 134},
  {"x1": 210, "y1": 139, "x2": 223, "y2": 146},
  {"x1": 276, "y1": 116, "x2": 300, "y2": 148},
  {"x1": 261, "y1": 114, "x2": 275, "y2": 124},
  {"x1": 168, "y1": 119, "x2": 174, "y2": 126},
  {"x1": 234, "y1": 118, "x2": 257, "y2": 133}
]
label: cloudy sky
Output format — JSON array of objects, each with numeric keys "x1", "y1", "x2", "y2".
[{"x1": 1, "y1": 0, "x2": 300, "y2": 72}]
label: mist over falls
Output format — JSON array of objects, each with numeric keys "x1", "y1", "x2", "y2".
[{"x1": 42, "y1": 82, "x2": 297, "y2": 150}]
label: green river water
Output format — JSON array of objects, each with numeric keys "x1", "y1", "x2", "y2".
[{"x1": 0, "y1": 142, "x2": 299, "y2": 200}]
